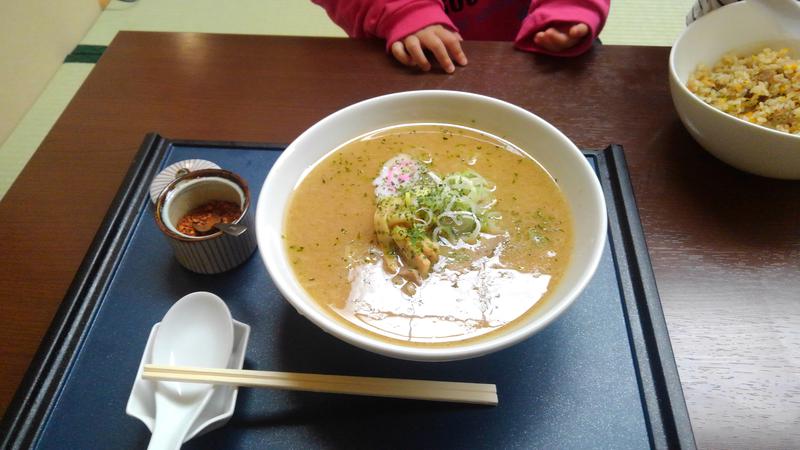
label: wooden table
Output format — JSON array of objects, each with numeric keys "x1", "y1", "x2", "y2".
[{"x1": 1, "y1": 32, "x2": 798, "y2": 449}]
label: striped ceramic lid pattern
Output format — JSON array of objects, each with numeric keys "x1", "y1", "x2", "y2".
[{"x1": 149, "y1": 159, "x2": 221, "y2": 204}]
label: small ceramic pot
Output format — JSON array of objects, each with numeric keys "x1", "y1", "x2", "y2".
[{"x1": 155, "y1": 169, "x2": 257, "y2": 274}]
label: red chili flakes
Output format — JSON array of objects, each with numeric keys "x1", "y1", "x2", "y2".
[{"x1": 176, "y1": 200, "x2": 242, "y2": 236}]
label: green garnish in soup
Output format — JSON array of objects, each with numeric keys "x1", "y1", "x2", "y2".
[
  {"x1": 373, "y1": 154, "x2": 502, "y2": 284},
  {"x1": 284, "y1": 124, "x2": 573, "y2": 346}
]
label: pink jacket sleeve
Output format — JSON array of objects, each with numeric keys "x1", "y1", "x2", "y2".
[
  {"x1": 515, "y1": 0, "x2": 610, "y2": 57},
  {"x1": 312, "y1": 0, "x2": 455, "y2": 50}
]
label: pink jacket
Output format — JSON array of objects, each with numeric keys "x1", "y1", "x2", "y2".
[{"x1": 312, "y1": 0, "x2": 610, "y2": 57}]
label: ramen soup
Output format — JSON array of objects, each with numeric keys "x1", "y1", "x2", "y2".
[{"x1": 284, "y1": 124, "x2": 573, "y2": 345}]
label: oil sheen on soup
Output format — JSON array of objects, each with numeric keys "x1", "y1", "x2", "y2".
[{"x1": 284, "y1": 124, "x2": 573, "y2": 345}]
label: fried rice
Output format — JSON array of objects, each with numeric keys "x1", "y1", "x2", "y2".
[{"x1": 688, "y1": 47, "x2": 800, "y2": 135}]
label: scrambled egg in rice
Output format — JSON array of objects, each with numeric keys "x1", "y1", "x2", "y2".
[{"x1": 688, "y1": 48, "x2": 800, "y2": 135}]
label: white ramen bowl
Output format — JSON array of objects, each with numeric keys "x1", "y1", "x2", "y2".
[
  {"x1": 669, "y1": 1, "x2": 800, "y2": 179},
  {"x1": 256, "y1": 90, "x2": 607, "y2": 361}
]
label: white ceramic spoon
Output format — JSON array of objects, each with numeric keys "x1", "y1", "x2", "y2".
[{"x1": 147, "y1": 292, "x2": 234, "y2": 450}]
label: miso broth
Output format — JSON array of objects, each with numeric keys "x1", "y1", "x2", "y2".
[{"x1": 284, "y1": 124, "x2": 573, "y2": 345}]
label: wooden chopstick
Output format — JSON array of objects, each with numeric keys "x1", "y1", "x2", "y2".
[{"x1": 142, "y1": 364, "x2": 498, "y2": 406}]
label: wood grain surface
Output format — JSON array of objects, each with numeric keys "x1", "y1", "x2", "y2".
[{"x1": 0, "y1": 32, "x2": 797, "y2": 449}]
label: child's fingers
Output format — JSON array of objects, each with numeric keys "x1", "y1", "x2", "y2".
[
  {"x1": 396, "y1": 25, "x2": 464, "y2": 73},
  {"x1": 391, "y1": 41, "x2": 414, "y2": 66},
  {"x1": 434, "y1": 28, "x2": 468, "y2": 66},
  {"x1": 403, "y1": 35, "x2": 431, "y2": 71},
  {"x1": 545, "y1": 28, "x2": 569, "y2": 47},
  {"x1": 534, "y1": 25, "x2": 587, "y2": 52},
  {"x1": 534, "y1": 30, "x2": 557, "y2": 52},
  {"x1": 534, "y1": 28, "x2": 569, "y2": 52},
  {"x1": 569, "y1": 23, "x2": 589, "y2": 39},
  {"x1": 419, "y1": 33, "x2": 455, "y2": 73}
]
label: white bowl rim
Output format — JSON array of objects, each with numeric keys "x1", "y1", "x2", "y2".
[
  {"x1": 257, "y1": 89, "x2": 607, "y2": 361},
  {"x1": 668, "y1": 4, "x2": 800, "y2": 143}
]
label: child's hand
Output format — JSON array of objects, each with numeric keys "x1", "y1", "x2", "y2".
[
  {"x1": 533, "y1": 23, "x2": 589, "y2": 53},
  {"x1": 390, "y1": 25, "x2": 468, "y2": 74}
]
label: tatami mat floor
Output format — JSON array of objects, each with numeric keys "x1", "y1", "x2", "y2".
[{"x1": 0, "y1": 0, "x2": 694, "y2": 200}]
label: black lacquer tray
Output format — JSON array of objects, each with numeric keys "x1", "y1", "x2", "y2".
[{"x1": 1, "y1": 136, "x2": 695, "y2": 449}]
